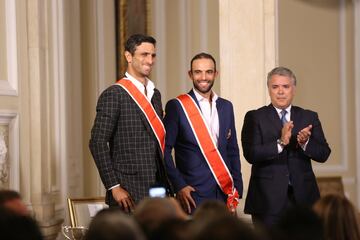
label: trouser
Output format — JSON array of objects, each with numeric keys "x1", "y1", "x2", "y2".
[{"x1": 252, "y1": 185, "x2": 296, "y2": 228}]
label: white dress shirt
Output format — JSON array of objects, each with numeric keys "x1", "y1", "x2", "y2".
[
  {"x1": 193, "y1": 89, "x2": 219, "y2": 146},
  {"x1": 125, "y1": 72, "x2": 155, "y2": 99}
]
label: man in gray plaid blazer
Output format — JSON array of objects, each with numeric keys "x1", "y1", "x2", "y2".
[{"x1": 89, "y1": 34, "x2": 171, "y2": 213}]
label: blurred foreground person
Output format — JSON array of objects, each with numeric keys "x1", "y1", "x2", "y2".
[
  {"x1": 191, "y1": 200, "x2": 232, "y2": 233},
  {"x1": 193, "y1": 200, "x2": 231, "y2": 221},
  {"x1": 134, "y1": 197, "x2": 187, "y2": 239},
  {"x1": 0, "y1": 207, "x2": 43, "y2": 240},
  {"x1": 313, "y1": 194, "x2": 360, "y2": 240},
  {"x1": 85, "y1": 208, "x2": 145, "y2": 240},
  {"x1": 151, "y1": 218, "x2": 192, "y2": 240},
  {"x1": 275, "y1": 205, "x2": 323, "y2": 240},
  {"x1": 0, "y1": 189, "x2": 29, "y2": 216},
  {"x1": 195, "y1": 215, "x2": 263, "y2": 240}
]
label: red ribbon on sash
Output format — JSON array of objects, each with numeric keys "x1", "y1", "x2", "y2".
[
  {"x1": 116, "y1": 79, "x2": 165, "y2": 155},
  {"x1": 176, "y1": 94, "x2": 239, "y2": 211}
]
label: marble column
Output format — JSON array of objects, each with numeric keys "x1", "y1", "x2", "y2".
[
  {"x1": 23, "y1": 0, "x2": 63, "y2": 238},
  {"x1": 219, "y1": 0, "x2": 276, "y2": 217}
]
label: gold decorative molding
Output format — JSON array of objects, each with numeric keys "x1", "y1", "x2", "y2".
[{"x1": 115, "y1": 0, "x2": 148, "y2": 79}]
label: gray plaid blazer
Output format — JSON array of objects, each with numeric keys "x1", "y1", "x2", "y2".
[{"x1": 89, "y1": 84, "x2": 170, "y2": 206}]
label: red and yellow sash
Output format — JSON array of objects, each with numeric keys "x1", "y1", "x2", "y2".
[
  {"x1": 176, "y1": 94, "x2": 239, "y2": 211},
  {"x1": 116, "y1": 78, "x2": 165, "y2": 155}
]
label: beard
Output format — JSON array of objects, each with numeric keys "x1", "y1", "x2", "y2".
[{"x1": 193, "y1": 80, "x2": 214, "y2": 94}]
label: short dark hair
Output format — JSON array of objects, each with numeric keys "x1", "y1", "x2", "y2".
[
  {"x1": 125, "y1": 34, "x2": 156, "y2": 55},
  {"x1": 314, "y1": 194, "x2": 360, "y2": 240},
  {"x1": 267, "y1": 66, "x2": 297, "y2": 86},
  {"x1": 190, "y1": 52, "x2": 217, "y2": 72},
  {"x1": 0, "y1": 190, "x2": 21, "y2": 205},
  {"x1": 85, "y1": 208, "x2": 145, "y2": 240},
  {"x1": 277, "y1": 206, "x2": 323, "y2": 240},
  {"x1": 195, "y1": 216, "x2": 261, "y2": 240},
  {"x1": 0, "y1": 208, "x2": 43, "y2": 240}
]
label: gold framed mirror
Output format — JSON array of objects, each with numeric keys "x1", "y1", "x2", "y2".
[{"x1": 67, "y1": 197, "x2": 108, "y2": 227}]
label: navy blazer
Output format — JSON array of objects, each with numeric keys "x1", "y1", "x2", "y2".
[
  {"x1": 163, "y1": 90, "x2": 243, "y2": 204},
  {"x1": 241, "y1": 104, "x2": 331, "y2": 215}
]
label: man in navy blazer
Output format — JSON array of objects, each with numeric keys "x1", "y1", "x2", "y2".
[
  {"x1": 164, "y1": 53, "x2": 243, "y2": 214},
  {"x1": 241, "y1": 67, "x2": 331, "y2": 227}
]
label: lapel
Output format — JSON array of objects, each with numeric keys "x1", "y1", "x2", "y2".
[
  {"x1": 290, "y1": 106, "x2": 301, "y2": 134},
  {"x1": 216, "y1": 98, "x2": 225, "y2": 147},
  {"x1": 267, "y1": 104, "x2": 283, "y2": 133},
  {"x1": 188, "y1": 89, "x2": 201, "y2": 109}
]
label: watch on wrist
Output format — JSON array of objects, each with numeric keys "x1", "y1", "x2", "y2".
[{"x1": 277, "y1": 139, "x2": 286, "y2": 147}]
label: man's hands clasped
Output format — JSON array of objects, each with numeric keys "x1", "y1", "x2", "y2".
[
  {"x1": 280, "y1": 122, "x2": 312, "y2": 147},
  {"x1": 297, "y1": 124, "x2": 312, "y2": 147}
]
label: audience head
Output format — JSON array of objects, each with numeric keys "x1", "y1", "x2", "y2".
[
  {"x1": 194, "y1": 215, "x2": 261, "y2": 240},
  {"x1": 313, "y1": 194, "x2": 360, "y2": 240},
  {"x1": 150, "y1": 218, "x2": 192, "y2": 240},
  {"x1": 134, "y1": 197, "x2": 187, "y2": 239},
  {"x1": 0, "y1": 207, "x2": 43, "y2": 240},
  {"x1": 191, "y1": 200, "x2": 232, "y2": 233},
  {"x1": 193, "y1": 199, "x2": 231, "y2": 220},
  {"x1": 276, "y1": 205, "x2": 323, "y2": 240},
  {"x1": 84, "y1": 208, "x2": 145, "y2": 240},
  {"x1": 0, "y1": 189, "x2": 29, "y2": 216}
]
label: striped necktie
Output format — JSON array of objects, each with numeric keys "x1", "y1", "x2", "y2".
[{"x1": 281, "y1": 110, "x2": 288, "y2": 125}]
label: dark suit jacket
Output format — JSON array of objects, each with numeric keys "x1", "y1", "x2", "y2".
[
  {"x1": 164, "y1": 90, "x2": 243, "y2": 206},
  {"x1": 241, "y1": 104, "x2": 331, "y2": 215},
  {"x1": 89, "y1": 84, "x2": 170, "y2": 206}
]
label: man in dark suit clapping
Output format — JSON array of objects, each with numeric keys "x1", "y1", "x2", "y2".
[
  {"x1": 241, "y1": 67, "x2": 331, "y2": 227},
  {"x1": 89, "y1": 34, "x2": 171, "y2": 213}
]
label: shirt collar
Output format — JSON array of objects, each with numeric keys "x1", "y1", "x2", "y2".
[
  {"x1": 193, "y1": 88, "x2": 218, "y2": 103},
  {"x1": 274, "y1": 105, "x2": 292, "y2": 115},
  {"x1": 125, "y1": 72, "x2": 155, "y2": 91}
]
